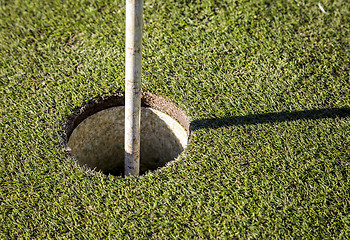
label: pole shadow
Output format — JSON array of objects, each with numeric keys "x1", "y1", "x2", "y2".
[{"x1": 190, "y1": 107, "x2": 350, "y2": 130}]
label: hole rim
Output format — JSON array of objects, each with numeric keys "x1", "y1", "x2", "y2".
[{"x1": 62, "y1": 91, "x2": 191, "y2": 177}]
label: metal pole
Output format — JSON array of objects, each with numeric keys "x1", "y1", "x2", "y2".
[{"x1": 125, "y1": 0, "x2": 143, "y2": 176}]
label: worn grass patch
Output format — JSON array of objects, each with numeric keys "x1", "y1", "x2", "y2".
[{"x1": 1, "y1": 0, "x2": 349, "y2": 238}]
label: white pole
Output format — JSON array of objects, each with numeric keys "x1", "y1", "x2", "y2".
[{"x1": 125, "y1": 0, "x2": 143, "y2": 176}]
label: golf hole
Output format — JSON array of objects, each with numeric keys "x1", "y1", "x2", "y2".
[{"x1": 65, "y1": 92, "x2": 190, "y2": 176}]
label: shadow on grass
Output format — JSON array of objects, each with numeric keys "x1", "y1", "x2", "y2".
[{"x1": 190, "y1": 107, "x2": 350, "y2": 130}]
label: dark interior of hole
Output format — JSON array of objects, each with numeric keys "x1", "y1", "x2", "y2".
[{"x1": 78, "y1": 109, "x2": 184, "y2": 177}]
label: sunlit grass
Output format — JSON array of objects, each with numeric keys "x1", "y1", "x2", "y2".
[{"x1": 1, "y1": 0, "x2": 349, "y2": 238}]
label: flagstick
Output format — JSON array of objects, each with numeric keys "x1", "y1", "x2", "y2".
[{"x1": 125, "y1": 0, "x2": 143, "y2": 176}]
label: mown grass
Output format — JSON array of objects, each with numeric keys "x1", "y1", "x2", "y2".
[{"x1": 1, "y1": 0, "x2": 349, "y2": 238}]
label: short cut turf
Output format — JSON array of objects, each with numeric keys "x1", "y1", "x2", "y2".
[{"x1": 1, "y1": 0, "x2": 349, "y2": 238}]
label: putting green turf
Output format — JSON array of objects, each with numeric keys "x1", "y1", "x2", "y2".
[{"x1": 1, "y1": 0, "x2": 349, "y2": 238}]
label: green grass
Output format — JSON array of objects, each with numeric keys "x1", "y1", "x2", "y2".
[{"x1": 1, "y1": 0, "x2": 350, "y2": 238}]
